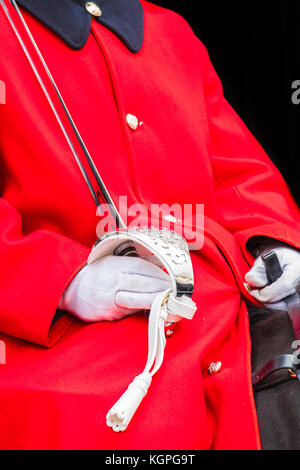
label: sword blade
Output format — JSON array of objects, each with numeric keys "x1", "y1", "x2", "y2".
[{"x1": 0, "y1": 0, "x2": 126, "y2": 229}]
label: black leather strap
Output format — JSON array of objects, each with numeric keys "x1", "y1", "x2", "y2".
[
  {"x1": 262, "y1": 251, "x2": 300, "y2": 340},
  {"x1": 252, "y1": 251, "x2": 300, "y2": 390},
  {"x1": 252, "y1": 353, "x2": 300, "y2": 391}
]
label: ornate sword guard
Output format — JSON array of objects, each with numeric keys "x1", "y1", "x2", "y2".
[{"x1": 88, "y1": 227, "x2": 196, "y2": 324}]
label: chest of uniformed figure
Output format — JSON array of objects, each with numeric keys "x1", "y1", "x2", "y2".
[{"x1": 0, "y1": 5, "x2": 215, "y2": 247}]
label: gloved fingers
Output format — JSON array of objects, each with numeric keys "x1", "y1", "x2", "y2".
[
  {"x1": 245, "y1": 256, "x2": 269, "y2": 288},
  {"x1": 250, "y1": 269, "x2": 296, "y2": 304},
  {"x1": 122, "y1": 258, "x2": 170, "y2": 281},
  {"x1": 274, "y1": 247, "x2": 297, "y2": 269},
  {"x1": 115, "y1": 290, "x2": 169, "y2": 310},
  {"x1": 67, "y1": 295, "x2": 140, "y2": 322},
  {"x1": 119, "y1": 272, "x2": 172, "y2": 293},
  {"x1": 96, "y1": 255, "x2": 170, "y2": 281}
]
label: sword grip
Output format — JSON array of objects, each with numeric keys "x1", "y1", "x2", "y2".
[{"x1": 113, "y1": 241, "x2": 139, "y2": 258}]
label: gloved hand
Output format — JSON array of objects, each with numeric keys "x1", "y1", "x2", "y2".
[
  {"x1": 245, "y1": 246, "x2": 300, "y2": 311},
  {"x1": 58, "y1": 255, "x2": 172, "y2": 322}
]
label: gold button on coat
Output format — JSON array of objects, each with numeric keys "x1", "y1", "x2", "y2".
[
  {"x1": 126, "y1": 114, "x2": 139, "y2": 131},
  {"x1": 85, "y1": 2, "x2": 102, "y2": 17}
]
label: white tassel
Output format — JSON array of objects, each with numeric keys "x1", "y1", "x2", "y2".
[
  {"x1": 106, "y1": 372, "x2": 152, "y2": 432},
  {"x1": 106, "y1": 290, "x2": 197, "y2": 432}
]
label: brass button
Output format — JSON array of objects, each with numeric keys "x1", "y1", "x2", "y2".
[
  {"x1": 244, "y1": 282, "x2": 252, "y2": 294},
  {"x1": 164, "y1": 322, "x2": 177, "y2": 338},
  {"x1": 166, "y1": 329, "x2": 175, "y2": 337},
  {"x1": 207, "y1": 361, "x2": 222, "y2": 376},
  {"x1": 126, "y1": 114, "x2": 139, "y2": 131},
  {"x1": 85, "y1": 2, "x2": 102, "y2": 17}
]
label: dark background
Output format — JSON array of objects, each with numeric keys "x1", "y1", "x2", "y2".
[{"x1": 153, "y1": 1, "x2": 300, "y2": 205}]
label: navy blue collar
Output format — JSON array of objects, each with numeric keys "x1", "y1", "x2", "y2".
[{"x1": 17, "y1": 0, "x2": 144, "y2": 53}]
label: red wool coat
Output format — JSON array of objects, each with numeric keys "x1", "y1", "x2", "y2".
[{"x1": 0, "y1": 0, "x2": 300, "y2": 450}]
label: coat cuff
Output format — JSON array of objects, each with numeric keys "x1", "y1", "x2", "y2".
[
  {"x1": 38, "y1": 245, "x2": 90, "y2": 348},
  {"x1": 44, "y1": 254, "x2": 89, "y2": 348},
  {"x1": 0, "y1": 238, "x2": 90, "y2": 348},
  {"x1": 235, "y1": 222, "x2": 300, "y2": 266}
]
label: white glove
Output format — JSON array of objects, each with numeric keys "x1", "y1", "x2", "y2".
[
  {"x1": 245, "y1": 246, "x2": 300, "y2": 311},
  {"x1": 59, "y1": 255, "x2": 172, "y2": 322}
]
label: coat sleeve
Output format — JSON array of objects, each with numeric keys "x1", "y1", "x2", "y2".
[
  {"x1": 0, "y1": 197, "x2": 90, "y2": 346},
  {"x1": 200, "y1": 42, "x2": 300, "y2": 265}
]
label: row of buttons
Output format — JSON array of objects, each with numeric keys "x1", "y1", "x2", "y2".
[
  {"x1": 125, "y1": 110, "x2": 219, "y2": 375},
  {"x1": 165, "y1": 324, "x2": 222, "y2": 376},
  {"x1": 85, "y1": 2, "x2": 222, "y2": 376},
  {"x1": 85, "y1": 3, "x2": 142, "y2": 132}
]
